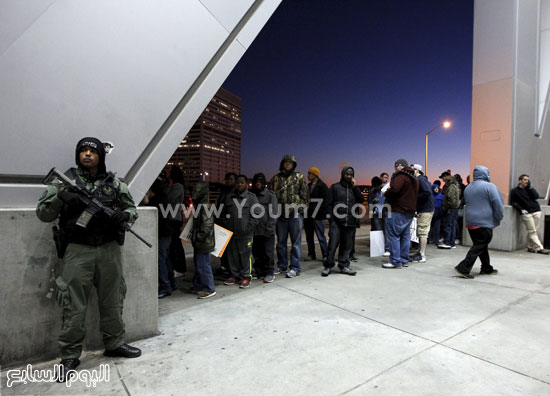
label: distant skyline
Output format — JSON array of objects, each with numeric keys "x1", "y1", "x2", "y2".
[{"x1": 223, "y1": 0, "x2": 474, "y2": 185}]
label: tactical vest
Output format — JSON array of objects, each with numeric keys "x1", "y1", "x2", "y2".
[{"x1": 59, "y1": 168, "x2": 122, "y2": 246}]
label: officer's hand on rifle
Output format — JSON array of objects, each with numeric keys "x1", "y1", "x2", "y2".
[
  {"x1": 57, "y1": 190, "x2": 81, "y2": 207},
  {"x1": 111, "y1": 211, "x2": 130, "y2": 226}
]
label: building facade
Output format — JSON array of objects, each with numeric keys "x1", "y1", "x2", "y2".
[{"x1": 169, "y1": 87, "x2": 242, "y2": 184}]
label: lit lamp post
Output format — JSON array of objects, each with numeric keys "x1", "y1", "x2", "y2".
[
  {"x1": 201, "y1": 171, "x2": 209, "y2": 182},
  {"x1": 425, "y1": 120, "x2": 451, "y2": 179}
]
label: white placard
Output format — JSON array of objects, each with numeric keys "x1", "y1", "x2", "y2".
[
  {"x1": 370, "y1": 230, "x2": 385, "y2": 257},
  {"x1": 179, "y1": 221, "x2": 233, "y2": 258},
  {"x1": 410, "y1": 217, "x2": 419, "y2": 243}
]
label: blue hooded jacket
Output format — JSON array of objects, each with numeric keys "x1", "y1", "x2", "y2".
[
  {"x1": 432, "y1": 184, "x2": 444, "y2": 210},
  {"x1": 464, "y1": 166, "x2": 504, "y2": 228}
]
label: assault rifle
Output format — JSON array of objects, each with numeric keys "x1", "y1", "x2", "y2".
[{"x1": 43, "y1": 167, "x2": 152, "y2": 248}]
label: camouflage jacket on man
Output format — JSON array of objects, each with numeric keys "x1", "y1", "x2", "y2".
[
  {"x1": 442, "y1": 175, "x2": 461, "y2": 212},
  {"x1": 270, "y1": 154, "x2": 309, "y2": 218}
]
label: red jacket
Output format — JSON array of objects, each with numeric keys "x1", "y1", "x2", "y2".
[{"x1": 385, "y1": 168, "x2": 419, "y2": 214}]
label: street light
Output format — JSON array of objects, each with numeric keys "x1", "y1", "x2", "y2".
[
  {"x1": 200, "y1": 171, "x2": 209, "y2": 181},
  {"x1": 425, "y1": 120, "x2": 451, "y2": 179}
]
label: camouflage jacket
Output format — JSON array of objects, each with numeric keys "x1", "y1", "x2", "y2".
[{"x1": 270, "y1": 171, "x2": 309, "y2": 218}]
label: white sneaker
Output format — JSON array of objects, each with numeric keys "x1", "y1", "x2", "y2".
[
  {"x1": 419, "y1": 256, "x2": 426, "y2": 263},
  {"x1": 438, "y1": 244, "x2": 452, "y2": 249},
  {"x1": 286, "y1": 269, "x2": 297, "y2": 278},
  {"x1": 382, "y1": 263, "x2": 403, "y2": 269},
  {"x1": 383, "y1": 251, "x2": 390, "y2": 257}
]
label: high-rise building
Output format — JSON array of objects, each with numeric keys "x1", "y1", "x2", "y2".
[{"x1": 169, "y1": 87, "x2": 241, "y2": 184}]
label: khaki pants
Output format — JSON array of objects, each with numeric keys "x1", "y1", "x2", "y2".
[
  {"x1": 520, "y1": 211, "x2": 544, "y2": 251},
  {"x1": 417, "y1": 211, "x2": 434, "y2": 238}
]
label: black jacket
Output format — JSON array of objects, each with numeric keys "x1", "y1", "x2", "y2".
[
  {"x1": 192, "y1": 182, "x2": 215, "y2": 253},
  {"x1": 221, "y1": 189, "x2": 260, "y2": 239},
  {"x1": 326, "y1": 166, "x2": 365, "y2": 227},
  {"x1": 510, "y1": 184, "x2": 541, "y2": 214},
  {"x1": 307, "y1": 178, "x2": 329, "y2": 220},
  {"x1": 252, "y1": 173, "x2": 278, "y2": 236}
]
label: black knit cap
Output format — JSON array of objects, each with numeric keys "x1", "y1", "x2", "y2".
[
  {"x1": 75, "y1": 137, "x2": 106, "y2": 175},
  {"x1": 394, "y1": 158, "x2": 408, "y2": 167}
]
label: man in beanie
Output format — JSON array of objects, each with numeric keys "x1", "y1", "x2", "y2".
[
  {"x1": 304, "y1": 167, "x2": 329, "y2": 262},
  {"x1": 37, "y1": 137, "x2": 141, "y2": 382},
  {"x1": 382, "y1": 159, "x2": 419, "y2": 268},
  {"x1": 411, "y1": 164, "x2": 434, "y2": 263},
  {"x1": 439, "y1": 171, "x2": 461, "y2": 249},
  {"x1": 270, "y1": 155, "x2": 309, "y2": 278}
]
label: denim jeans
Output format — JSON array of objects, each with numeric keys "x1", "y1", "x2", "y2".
[
  {"x1": 193, "y1": 252, "x2": 215, "y2": 292},
  {"x1": 158, "y1": 236, "x2": 176, "y2": 293},
  {"x1": 276, "y1": 216, "x2": 303, "y2": 273},
  {"x1": 385, "y1": 212, "x2": 414, "y2": 266},
  {"x1": 304, "y1": 218, "x2": 328, "y2": 259},
  {"x1": 444, "y1": 209, "x2": 459, "y2": 247}
]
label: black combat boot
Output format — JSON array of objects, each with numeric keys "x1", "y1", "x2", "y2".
[
  {"x1": 56, "y1": 358, "x2": 80, "y2": 383},
  {"x1": 104, "y1": 343, "x2": 142, "y2": 358}
]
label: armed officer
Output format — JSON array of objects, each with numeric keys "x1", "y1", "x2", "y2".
[{"x1": 36, "y1": 137, "x2": 142, "y2": 382}]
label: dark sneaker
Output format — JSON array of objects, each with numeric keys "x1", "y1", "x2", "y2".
[
  {"x1": 340, "y1": 267, "x2": 357, "y2": 276},
  {"x1": 198, "y1": 290, "x2": 216, "y2": 299},
  {"x1": 303, "y1": 255, "x2": 316, "y2": 261},
  {"x1": 479, "y1": 269, "x2": 498, "y2": 275},
  {"x1": 263, "y1": 274, "x2": 275, "y2": 283},
  {"x1": 104, "y1": 343, "x2": 141, "y2": 358},
  {"x1": 56, "y1": 358, "x2": 80, "y2": 383},
  {"x1": 527, "y1": 247, "x2": 537, "y2": 253},
  {"x1": 223, "y1": 277, "x2": 236, "y2": 286},
  {"x1": 158, "y1": 290, "x2": 171, "y2": 299},
  {"x1": 409, "y1": 252, "x2": 423, "y2": 262},
  {"x1": 274, "y1": 268, "x2": 284, "y2": 275},
  {"x1": 321, "y1": 267, "x2": 331, "y2": 277},
  {"x1": 402, "y1": 262, "x2": 409, "y2": 267},
  {"x1": 349, "y1": 256, "x2": 358, "y2": 262},
  {"x1": 239, "y1": 278, "x2": 251, "y2": 289},
  {"x1": 454, "y1": 267, "x2": 474, "y2": 279},
  {"x1": 537, "y1": 249, "x2": 550, "y2": 255}
]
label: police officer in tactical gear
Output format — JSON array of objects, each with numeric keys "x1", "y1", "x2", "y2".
[{"x1": 37, "y1": 137, "x2": 141, "y2": 382}]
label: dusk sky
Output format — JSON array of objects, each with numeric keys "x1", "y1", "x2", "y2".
[{"x1": 223, "y1": 0, "x2": 474, "y2": 186}]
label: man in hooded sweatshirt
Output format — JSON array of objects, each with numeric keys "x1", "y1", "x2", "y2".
[
  {"x1": 252, "y1": 173, "x2": 278, "y2": 283},
  {"x1": 270, "y1": 155, "x2": 309, "y2": 278},
  {"x1": 382, "y1": 159, "x2": 419, "y2": 269},
  {"x1": 36, "y1": 137, "x2": 141, "y2": 382},
  {"x1": 322, "y1": 166, "x2": 364, "y2": 276},
  {"x1": 455, "y1": 166, "x2": 504, "y2": 278}
]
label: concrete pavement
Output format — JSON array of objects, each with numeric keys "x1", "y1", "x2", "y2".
[{"x1": 2, "y1": 237, "x2": 550, "y2": 395}]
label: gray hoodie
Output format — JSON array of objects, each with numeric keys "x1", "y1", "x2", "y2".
[{"x1": 464, "y1": 166, "x2": 504, "y2": 228}]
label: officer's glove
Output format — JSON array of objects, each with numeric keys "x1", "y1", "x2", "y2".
[
  {"x1": 57, "y1": 190, "x2": 81, "y2": 207},
  {"x1": 112, "y1": 211, "x2": 130, "y2": 226}
]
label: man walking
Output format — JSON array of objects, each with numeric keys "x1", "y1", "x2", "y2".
[
  {"x1": 271, "y1": 155, "x2": 309, "y2": 278},
  {"x1": 510, "y1": 174, "x2": 550, "y2": 254},
  {"x1": 455, "y1": 166, "x2": 504, "y2": 278},
  {"x1": 36, "y1": 137, "x2": 141, "y2": 382},
  {"x1": 382, "y1": 159, "x2": 419, "y2": 269},
  {"x1": 304, "y1": 167, "x2": 329, "y2": 262}
]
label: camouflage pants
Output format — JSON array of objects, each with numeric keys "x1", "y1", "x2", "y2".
[{"x1": 55, "y1": 241, "x2": 126, "y2": 359}]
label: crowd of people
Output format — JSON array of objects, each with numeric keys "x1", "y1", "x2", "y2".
[
  {"x1": 36, "y1": 138, "x2": 549, "y2": 380},
  {"x1": 149, "y1": 154, "x2": 549, "y2": 300}
]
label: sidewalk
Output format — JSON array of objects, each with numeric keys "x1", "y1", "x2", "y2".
[{"x1": 2, "y1": 238, "x2": 550, "y2": 395}]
